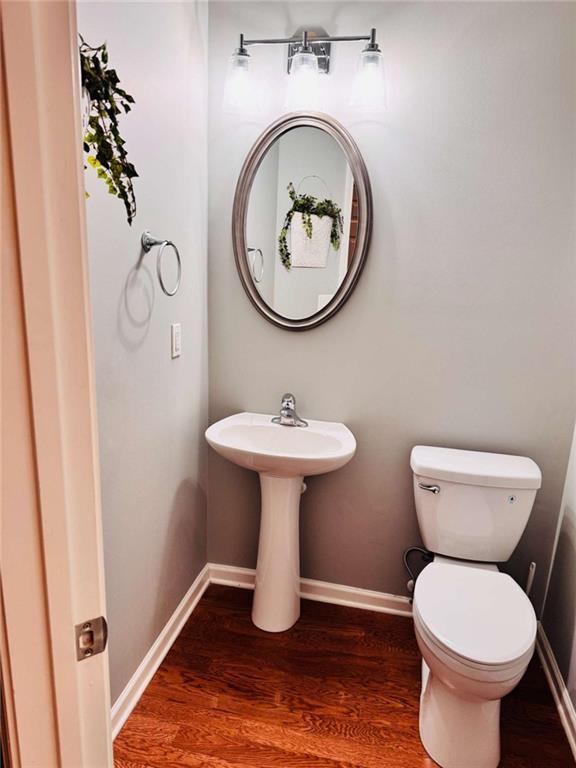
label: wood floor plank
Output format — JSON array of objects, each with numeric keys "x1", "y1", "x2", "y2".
[
  {"x1": 186, "y1": 587, "x2": 419, "y2": 660},
  {"x1": 115, "y1": 584, "x2": 574, "y2": 767},
  {"x1": 114, "y1": 761, "x2": 152, "y2": 768},
  {"x1": 171, "y1": 705, "x2": 433, "y2": 768}
]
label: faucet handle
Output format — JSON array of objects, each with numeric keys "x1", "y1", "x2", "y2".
[{"x1": 281, "y1": 393, "x2": 296, "y2": 409}]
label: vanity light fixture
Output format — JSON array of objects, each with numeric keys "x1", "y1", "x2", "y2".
[
  {"x1": 223, "y1": 34, "x2": 259, "y2": 116},
  {"x1": 223, "y1": 27, "x2": 385, "y2": 115},
  {"x1": 284, "y1": 31, "x2": 322, "y2": 112},
  {"x1": 349, "y1": 29, "x2": 386, "y2": 113}
]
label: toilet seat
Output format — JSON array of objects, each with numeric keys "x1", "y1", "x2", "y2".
[{"x1": 413, "y1": 561, "x2": 536, "y2": 669}]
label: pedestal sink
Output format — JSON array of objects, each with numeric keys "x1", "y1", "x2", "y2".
[{"x1": 205, "y1": 412, "x2": 356, "y2": 632}]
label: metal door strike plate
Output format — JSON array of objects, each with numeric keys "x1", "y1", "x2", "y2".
[{"x1": 75, "y1": 616, "x2": 108, "y2": 661}]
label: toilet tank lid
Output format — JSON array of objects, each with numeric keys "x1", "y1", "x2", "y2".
[{"x1": 410, "y1": 446, "x2": 542, "y2": 489}]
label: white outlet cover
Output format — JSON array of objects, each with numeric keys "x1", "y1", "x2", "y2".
[{"x1": 171, "y1": 323, "x2": 181, "y2": 358}]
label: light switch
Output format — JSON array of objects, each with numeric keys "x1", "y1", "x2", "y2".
[{"x1": 171, "y1": 323, "x2": 181, "y2": 358}]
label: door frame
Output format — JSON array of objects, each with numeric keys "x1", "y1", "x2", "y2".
[{"x1": 1, "y1": 1, "x2": 112, "y2": 765}]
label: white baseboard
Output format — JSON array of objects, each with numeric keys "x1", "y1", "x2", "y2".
[
  {"x1": 111, "y1": 563, "x2": 211, "y2": 739},
  {"x1": 208, "y1": 562, "x2": 413, "y2": 617},
  {"x1": 300, "y1": 575, "x2": 412, "y2": 616},
  {"x1": 208, "y1": 562, "x2": 256, "y2": 590},
  {"x1": 536, "y1": 622, "x2": 576, "y2": 761}
]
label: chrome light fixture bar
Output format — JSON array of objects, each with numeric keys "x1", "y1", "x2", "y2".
[
  {"x1": 238, "y1": 27, "x2": 381, "y2": 76},
  {"x1": 287, "y1": 28, "x2": 331, "y2": 75},
  {"x1": 223, "y1": 27, "x2": 385, "y2": 116}
]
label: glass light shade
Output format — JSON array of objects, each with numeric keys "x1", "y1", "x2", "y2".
[
  {"x1": 284, "y1": 50, "x2": 323, "y2": 113},
  {"x1": 223, "y1": 52, "x2": 259, "y2": 116},
  {"x1": 349, "y1": 48, "x2": 386, "y2": 114}
]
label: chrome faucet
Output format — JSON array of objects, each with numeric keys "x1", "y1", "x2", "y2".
[{"x1": 272, "y1": 393, "x2": 308, "y2": 428}]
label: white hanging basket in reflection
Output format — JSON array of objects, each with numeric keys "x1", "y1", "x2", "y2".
[{"x1": 290, "y1": 213, "x2": 332, "y2": 268}]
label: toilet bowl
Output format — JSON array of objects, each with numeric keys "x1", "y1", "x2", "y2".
[
  {"x1": 409, "y1": 445, "x2": 542, "y2": 768},
  {"x1": 413, "y1": 557, "x2": 536, "y2": 768}
]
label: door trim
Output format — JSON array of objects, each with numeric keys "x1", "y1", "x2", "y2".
[{"x1": 1, "y1": 2, "x2": 113, "y2": 764}]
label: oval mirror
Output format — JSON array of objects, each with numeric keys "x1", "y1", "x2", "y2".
[{"x1": 232, "y1": 113, "x2": 372, "y2": 330}]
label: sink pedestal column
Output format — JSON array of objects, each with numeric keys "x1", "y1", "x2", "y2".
[{"x1": 252, "y1": 473, "x2": 302, "y2": 632}]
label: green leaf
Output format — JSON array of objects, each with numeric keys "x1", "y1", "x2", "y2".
[{"x1": 79, "y1": 34, "x2": 138, "y2": 224}]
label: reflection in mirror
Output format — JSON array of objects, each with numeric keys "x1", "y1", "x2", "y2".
[{"x1": 246, "y1": 126, "x2": 357, "y2": 321}]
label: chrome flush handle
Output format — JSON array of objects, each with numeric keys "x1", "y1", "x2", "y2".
[{"x1": 418, "y1": 482, "x2": 441, "y2": 494}]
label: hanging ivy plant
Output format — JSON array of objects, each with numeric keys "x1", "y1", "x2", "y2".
[
  {"x1": 79, "y1": 35, "x2": 138, "y2": 225},
  {"x1": 278, "y1": 182, "x2": 343, "y2": 270}
]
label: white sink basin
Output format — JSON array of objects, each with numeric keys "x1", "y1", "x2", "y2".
[
  {"x1": 205, "y1": 412, "x2": 356, "y2": 478},
  {"x1": 205, "y1": 411, "x2": 356, "y2": 633}
]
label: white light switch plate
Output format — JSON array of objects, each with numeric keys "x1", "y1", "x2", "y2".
[{"x1": 171, "y1": 323, "x2": 181, "y2": 358}]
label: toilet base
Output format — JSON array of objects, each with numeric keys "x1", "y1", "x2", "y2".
[{"x1": 419, "y1": 660, "x2": 501, "y2": 768}]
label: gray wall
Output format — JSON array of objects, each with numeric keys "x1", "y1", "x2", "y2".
[
  {"x1": 544, "y1": 426, "x2": 576, "y2": 707},
  {"x1": 208, "y1": 1, "x2": 576, "y2": 614},
  {"x1": 78, "y1": 1, "x2": 208, "y2": 703}
]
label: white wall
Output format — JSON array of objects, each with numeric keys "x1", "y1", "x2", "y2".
[
  {"x1": 78, "y1": 0, "x2": 208, "y2": 703},
  {"x1": 208, "y1": 1, "x2": 576, "y2": 614}
]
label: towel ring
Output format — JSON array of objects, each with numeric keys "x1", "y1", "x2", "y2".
[
  {"x1": 247, "y1": 247, "x2": 264, "y2": 283},
  {"x1": 141, "y1": 231, "x2": 182, "y2": 297}
]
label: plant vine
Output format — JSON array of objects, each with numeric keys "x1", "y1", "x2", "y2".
[
  {"x1": 79, "y1": 35, "x2": 138, "y2": 225},
  {"x1": 278, "y1": 182, "x2": 343, "y2": 270}
]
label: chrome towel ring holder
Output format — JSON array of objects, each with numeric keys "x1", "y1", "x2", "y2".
[
  {"x1": 141, "y1": 230, "x2": 182, "y2": 297},
  {"x1": 247, "y1": 247, "x2": 264, "y2": 283}
]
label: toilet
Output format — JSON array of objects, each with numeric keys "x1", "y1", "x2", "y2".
[{"x1": 410, "y1": 445, "x2": 542, "y2": 768}]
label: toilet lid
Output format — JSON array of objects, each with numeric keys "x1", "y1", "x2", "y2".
[{"x1": 414, "y1": 562, "x2": 536, "y2": 666}]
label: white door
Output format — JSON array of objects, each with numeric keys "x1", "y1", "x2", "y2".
[{"x1": 1, "y1": 1, "x2": 113, "y2": 765}]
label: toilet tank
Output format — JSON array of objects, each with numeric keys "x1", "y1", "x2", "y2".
[{"x1": 411, "y1": 446, "x2": 542, "y2": 562}]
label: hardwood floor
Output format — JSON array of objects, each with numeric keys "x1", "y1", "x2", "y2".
[{"x1": 114, "y1": 585, "x2": 574, "y2": 767}]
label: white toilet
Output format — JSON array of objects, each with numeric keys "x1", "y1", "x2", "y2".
[{"x1": 410, "y1": 445, "x2": 542, "y2": 768}]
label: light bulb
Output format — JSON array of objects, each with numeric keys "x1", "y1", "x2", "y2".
[
  {"x1": 223, "y1": 50, "x2": 259, "y2": 117},
  {"x1": 349, "y1": 47, "x2": 386, "y2": 114},
  {"x1": 284, "y1": 50, "x2": 323, "y2": 113}
]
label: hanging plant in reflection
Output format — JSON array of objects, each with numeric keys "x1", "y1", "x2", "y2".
[
  {"x1": 79, "y1": 35, "x2": 139, "y2": 225},
  {"x1": 278, "y1": 182, "x2": 343, "y2": 270}
]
